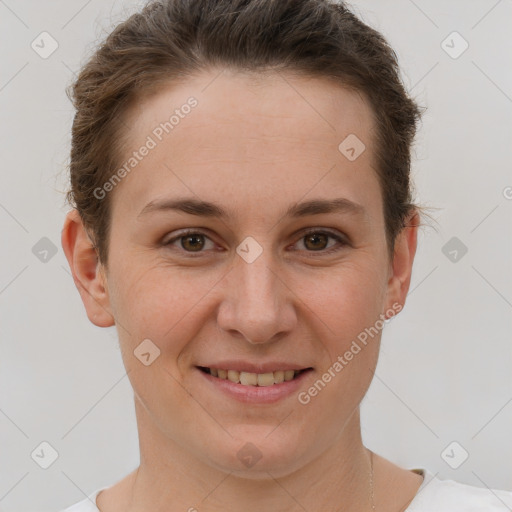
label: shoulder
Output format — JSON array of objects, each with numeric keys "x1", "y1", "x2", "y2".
[
  {"x1": 406, "y1": 468, "x2": 512, "y2": 511},
  {"x1": 59, "y1": 489, "x2": 103, "y2": 512}
]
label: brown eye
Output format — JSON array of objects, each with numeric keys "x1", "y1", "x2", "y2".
[
  {"x1": 163, "y1": 230, "x2": 216, "y2": 254},
  {"x1": 180, "y1": 234, "x2": 205, "y2": 252},
  {"x1": 303, "y1": 232, "x2": 329, "y2": 251},
  {"x1": 295, "y1": 229, "x2": 347, "y2": 255}
]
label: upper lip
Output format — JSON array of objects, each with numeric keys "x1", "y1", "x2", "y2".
[{"x1": 196, "y1": 360, "x2": 313, "y2": 374}]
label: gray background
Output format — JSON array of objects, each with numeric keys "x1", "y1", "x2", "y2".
[{"x1": 1, "y1": 0, "x2": 511, "y2": 510}]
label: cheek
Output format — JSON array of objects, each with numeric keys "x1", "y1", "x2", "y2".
[
  {"x1": 301, "y1": 261, "x2": 387, "y2": 357},
  {"x1": 107, "y1": 243, "x2": 387, "y2": 363},
  {"x1": 296, "y1": 266, "x2": 385, "y2": 420},
  {"x1": 107, "y1": 260, "x2": 222, "y2": 349}
]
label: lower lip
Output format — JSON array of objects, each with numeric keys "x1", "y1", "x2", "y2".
[{"x1": 196, "y1": 367, "x2": 313, "y2": 404}]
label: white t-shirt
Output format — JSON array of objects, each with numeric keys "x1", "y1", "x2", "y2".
[{"x1": 60, "y1": 468, "x2": 512, "y2": 511}]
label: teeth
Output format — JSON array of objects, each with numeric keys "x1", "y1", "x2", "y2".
[
  {"x1": 284, "y1": 370, "x2": 295, "y2": 381},
  {"x1": 274, "y1": 370, "x2": 285, "y2": 383},
  {"x1": 207, "y1": 367, "x2": 303, "y2": 386},
  {"x1": 240, "y1": 371, "x2": 257, "y2": 386},
  {"x1": 257, "y1": 372, "x2": 275, "y2": 387},
  {"x1": 227, "y1": 370, "x2": 239, "y2": 383}
]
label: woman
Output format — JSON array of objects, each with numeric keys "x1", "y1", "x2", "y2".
[{"x1": 60, "y1": 0, "x2": 512, "y2": 510}]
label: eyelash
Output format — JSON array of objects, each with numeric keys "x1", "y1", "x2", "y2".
[{"x1": 162, "y1": 228, "x2": 348, "y2": 257}]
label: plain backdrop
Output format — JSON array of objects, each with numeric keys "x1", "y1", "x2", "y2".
[{"x1": 1, "y1": 0, "x2": 511, "y2": 510}]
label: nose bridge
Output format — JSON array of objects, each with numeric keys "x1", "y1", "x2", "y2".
[
  {"x1": 218, "y1": 242, "x2": 294, "y2": 344},
  {"x1": 239, "y1": 248, "x2": 277, "y2": 306}
]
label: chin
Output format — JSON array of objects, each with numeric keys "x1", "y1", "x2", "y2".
[{"x1": 203, "y1": 426, "x2": 308, "y2": 478}]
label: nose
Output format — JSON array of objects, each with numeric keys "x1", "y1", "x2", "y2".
[{"x1": 216, "y1": 247, "x2": 297, "y2": 345}]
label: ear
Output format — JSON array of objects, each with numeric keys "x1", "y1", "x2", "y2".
[
  {"x1": 383, "y1": 210, "x2": 419, "y2": 317},
  {"x1": 61, "y1": 209, "x2": 115, "y2": 327}
]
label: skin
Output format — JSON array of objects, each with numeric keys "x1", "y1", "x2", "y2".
[{"x1": 62, "y1": 68, "x2": 423, "y2": 512}]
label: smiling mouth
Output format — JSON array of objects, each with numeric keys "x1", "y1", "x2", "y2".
[{"x1": 197, "y1": 366, "x2": 312, "y2": 387}]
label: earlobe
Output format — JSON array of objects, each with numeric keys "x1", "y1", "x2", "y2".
[
  {"x1": 61, "y1": 209, "x2": 115, "y2": 328},
  {"x1": 384, "y1": 211, "x2": 420, "y2": 317}
]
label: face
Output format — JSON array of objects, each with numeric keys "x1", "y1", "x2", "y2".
[{"x1": 66, "y1": 69, "x2": 416, "y2": 479}]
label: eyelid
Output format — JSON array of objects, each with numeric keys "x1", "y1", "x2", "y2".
[{"x1": 162, "y1": 227, "x2": 214, "y2": 245}]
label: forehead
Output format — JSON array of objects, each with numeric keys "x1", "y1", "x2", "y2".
[
  {"x1": 124, "y1": 69, "x2": 376, "y2": 150},
  {"x1": 112, "y1": 69, "x2": 381, "y2": 225}
]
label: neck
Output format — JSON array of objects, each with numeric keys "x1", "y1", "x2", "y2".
[{"x1": 126, "y1": 400, "x2": 373, "y2": 512}]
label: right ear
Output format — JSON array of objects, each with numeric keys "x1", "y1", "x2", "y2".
[{"x1": 61, "y1": 209, "x2": 115, "y2": 327}]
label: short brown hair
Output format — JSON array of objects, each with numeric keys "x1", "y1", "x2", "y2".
[{"x1": 66, "y1": 0, "x2": 426, "y2": 266}]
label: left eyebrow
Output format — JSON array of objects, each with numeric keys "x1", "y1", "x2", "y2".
[
  {"x1": 286, "y1": 198, "x2": 367, "y2": 219},
  {"x1": 137, "y1": 196, "x2": 368, "y2": 220}
]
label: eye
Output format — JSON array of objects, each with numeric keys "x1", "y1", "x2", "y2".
[
  {"x1": 162, "y1": 228, "x2": 348, "y2": 256},
  {"x1": 293, "y1": 229, "x2": 348, "y2": 255},
  {"x1": 163, "y1": 229, "x2": 216, "y2": 254}
]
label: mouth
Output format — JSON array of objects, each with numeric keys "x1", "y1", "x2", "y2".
[{"x1": 197, "y1": 366, "x2": 313, "y2": 387}]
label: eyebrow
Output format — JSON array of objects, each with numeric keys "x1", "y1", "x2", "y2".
[{"x1": 138, "y1": 197, "x2": 367, "y2": 220}]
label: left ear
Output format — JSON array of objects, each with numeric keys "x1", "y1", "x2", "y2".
[{"x1": 383, "y1": 210, "x2": 420, "y2": 316}]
